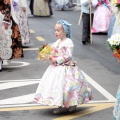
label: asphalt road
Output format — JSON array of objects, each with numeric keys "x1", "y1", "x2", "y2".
[{"x1": 0, "y1": 6, "x2": 120, "y2": 120}]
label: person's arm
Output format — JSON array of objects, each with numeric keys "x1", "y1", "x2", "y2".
[
  {"x1": 50, "y1": 46, "x2": 73, "y2": 64},
  {"x1": 56, "y1": 46, "x2": 73, "y2": 65}
]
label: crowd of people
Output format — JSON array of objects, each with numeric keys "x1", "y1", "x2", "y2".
[{"x1": 0, "y1": 0, "x2": 120, "y2": 119}]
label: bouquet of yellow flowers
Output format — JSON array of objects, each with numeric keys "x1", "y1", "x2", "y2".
[
  {"x1": 38, "y1": 44, "x2": 52, "y2": 60},
  {"x1": 38, "y1": 44, "x2": 61, "y2": 60}
]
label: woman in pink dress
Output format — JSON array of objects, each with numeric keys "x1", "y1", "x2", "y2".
[{"x1": 92, "y1": 0, "x2": 112, "y2": 33}]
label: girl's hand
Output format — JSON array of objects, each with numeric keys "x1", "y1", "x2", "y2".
[{"x1": 49, "y1": 57, "x2": 57, "y2": 64}]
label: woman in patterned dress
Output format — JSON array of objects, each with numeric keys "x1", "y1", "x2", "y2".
[
  {"x1": 12, "y1": 0, "x2": 30, "y2": 44},
  {"x1": 91, "y1": 0, "x2": 112, "y2": 33},
  {"x1": 0, "y1": 0, "x2": 23, "y2": 71}
]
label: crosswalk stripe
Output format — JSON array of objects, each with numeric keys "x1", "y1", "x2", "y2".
[
  {"x1": 0, "y1": 79, "x2": 40, "y2": 83},
  {"x1": 0, "y1": 71, "x2": 116, "y2": 107},
  {"x1": 0, "y1": 81, "x2": 39, "y2": 91},
  {"x1": 81, "y1": 70, "x2": 116, "y2": 101},
  {"x1": 0, "y1": 94, "x2": 34, "y2": 105}
]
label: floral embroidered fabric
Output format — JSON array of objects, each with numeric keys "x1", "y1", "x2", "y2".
[
  {"x1": 34, "y1": 38, "x2": 93, "y2": 107},
  {"x1": 0, "y1": 26, "x2": 12, "y2": 59}
]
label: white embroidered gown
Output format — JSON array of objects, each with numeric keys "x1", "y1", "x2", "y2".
[{"x1": 34, "y1": 38, "x2": 93, "y2": 107}]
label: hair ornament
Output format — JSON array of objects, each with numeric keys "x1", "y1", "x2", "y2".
[{"x1": 57, "y1": 20, "x2": 72, "y2": 39}]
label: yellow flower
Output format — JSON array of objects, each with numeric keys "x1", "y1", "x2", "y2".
[
  {"x1": 38, "y1": 45, "x2": 52, "y2": 60},
  {"x1": 112, "y1": 0, "x2": 118, "y2": 4}
]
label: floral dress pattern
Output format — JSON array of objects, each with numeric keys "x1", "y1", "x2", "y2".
[
  {"x1": 92, "y1": 0, "x2": 111, "y2": 33},
  {"x1": 0, "y1": 0, "x2": 23, "y2": 59},
  {"x1": 113, "y1": 85, "x2": 120, "y2": 120},
  {"x1": 0, "y1": 26, "x2": 12, "y2": 59},
  {"x1": 13, "y1": 0, "x2": 30, "y2": 44},
  {"x1": 34, "y1": 38, "x2": 93, "y2": 107}
]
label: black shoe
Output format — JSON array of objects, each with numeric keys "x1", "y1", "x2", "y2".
[
  {"x1": 87, "y1": 40, "x2": 90, "y2": 43},
  {"x1": 82, "y1": 41, "x2": 86, "y2": 45},
  {"x1": 0, "y1": 68, "x2": 2, "y2": 72}
]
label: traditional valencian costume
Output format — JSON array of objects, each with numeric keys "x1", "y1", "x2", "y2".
[
  {"x1": 92, "y1": 0, "x2": 111, "y2": 33},
  {"x1": 12, "y1": 0, "x2": 30, "y2": 44},
  {"x1": 0, "y1": 0, "x2": 24, "y2": 71},
  {"x1": 34, "y1": 20, "x2": 93, "y2": 110}
]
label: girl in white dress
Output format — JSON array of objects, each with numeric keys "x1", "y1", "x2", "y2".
[{"x1": 34, "y1": 20, "x2": 93, "y2": 114}]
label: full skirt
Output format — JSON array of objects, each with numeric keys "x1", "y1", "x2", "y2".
[
  {"x1": 92, "y1": 5, "x2": 111, "y2": 33},
  {"x1": 34, "y1": 65, "x2": 93, "y2": 107}
]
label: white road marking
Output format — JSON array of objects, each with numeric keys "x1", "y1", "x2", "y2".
[
  {"x1": 0, "y1": 79, "x2": 40, "y2": 83},
  {"x1": 23, "y1": 48, "x2": 38, "y2": 51},
  {"x1": 36, "y1": 37, "x2": 45, "y2": 41},
  {"x1": 0, "y1": 81, "x2": 39, "y2": 91},
  {"x1": 3, "y1": 61, "x2": 30, "y2": 68},
  {"x1": 0, "y1": 71, "x2": 116, "y2": 107},
  {"x1": 81, "y1": 70, "x2": 116, "y2": 102},
  {"x1": 29, "y1": 29, "x2": 35, "y2": 33},
  {"x1": 0, "y1": 94, "x2": 34, "y2": 106}
]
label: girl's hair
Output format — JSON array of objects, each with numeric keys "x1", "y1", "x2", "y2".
[{"x1": 56, "y1": 20, "x2": 72, "y2": 39}]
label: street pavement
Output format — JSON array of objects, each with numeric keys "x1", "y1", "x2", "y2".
[{"x1": 0, "y1": 6, "x2": 120, "y2": 120}]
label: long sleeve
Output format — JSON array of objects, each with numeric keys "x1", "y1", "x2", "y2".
[
  {"x1": 55, "y1": 39, "x2": 74, "y2": 65},
  {"x1": 57, "y1": 46, "x2": 73, "y2": 65}
]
